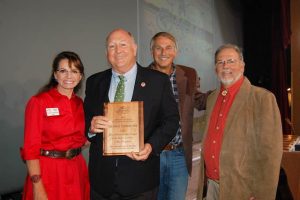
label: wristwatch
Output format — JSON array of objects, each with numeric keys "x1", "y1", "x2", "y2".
[{"x1": 30, "y1": 175, "x2": 41, "y2": 183}]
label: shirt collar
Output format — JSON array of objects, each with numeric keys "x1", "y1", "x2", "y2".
[
  {"x1": 149, "y1": 62, "x2": 176, "y2": 77},
  {"x1": 112, "y1": 63, "x2": 137, "y2": 81},
  {"x1": 49, "y1": 87, "x2": 76, "y2": 99},
  {"x1": 220, "y1": 76, "x2": 244, "y2": 96},
  {"x1": 169, "y1": 64, "x2": 176, "y2": 78}
]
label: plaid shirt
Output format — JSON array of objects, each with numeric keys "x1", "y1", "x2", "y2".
[
  {"x1": 149, "y1": 63, "x2": 182, "y2": 146},
  {"x1": 169, "y1": 67, "x2": 182, "y2": 146}
]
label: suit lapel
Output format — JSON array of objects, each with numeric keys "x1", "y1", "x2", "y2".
[
  {"x1": 100, "y1": 70, "x2": 112, "y2": 103},
  {"x1": 131, "y1": 65, "x2": 145, "y2": 101},
  {"x1": 223, "y1": 78, "x2": 251, "y2": 136},
  {"x1": 175, "y1": 66, "x2": 187, "y2": 114}
]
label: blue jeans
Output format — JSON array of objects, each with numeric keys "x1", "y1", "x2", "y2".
[{"x1": 158, "y1": 147, "x2": 189, "y2": 200}]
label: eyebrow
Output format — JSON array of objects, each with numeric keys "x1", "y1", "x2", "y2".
[{"x1": 216, "y1": 57, "x2": 237, "y2": 60}]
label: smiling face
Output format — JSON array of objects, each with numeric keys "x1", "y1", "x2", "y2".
[
  {"x1": 106, "y1": 29, "x2": 137, "y2": 74},
  {"x1": 54, "y1": 59, "x2": 82, "y2": 97},
  {"x1": 151, "y1": 35, "x2": 177, "y2": 72},
  {"x1": 215, "y1": 47, "x2": 245, "y2": 88}
]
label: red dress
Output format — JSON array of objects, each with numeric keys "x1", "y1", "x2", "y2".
[{"x1": 21, "y1": 88, "x2": 90, "y2": 200}]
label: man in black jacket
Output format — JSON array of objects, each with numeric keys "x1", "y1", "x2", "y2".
[{"x1": 84, "y1": 28, "x2": 179, "y2": 200}]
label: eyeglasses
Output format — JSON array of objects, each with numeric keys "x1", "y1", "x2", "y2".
[
  {"x1": 215, "y1": 58, "x2": 239, "y2": 67},
  {"x1": 56, "y1": 68, "x2": 81, "y2": 76}
]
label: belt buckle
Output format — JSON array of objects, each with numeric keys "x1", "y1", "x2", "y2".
[
  {"x1": 41, "y1": 149, "x2": 50, "y2": 156},
  {"x1": 44, "y1": 150, "x2": 50, "y2": 156},
  {"x1": 65, "y1": 149, "x2": 75, "y2": 159}
]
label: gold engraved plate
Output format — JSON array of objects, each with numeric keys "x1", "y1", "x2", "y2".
[{"x1": 103, "y1": 101, "x2": 144, "y2": 155}]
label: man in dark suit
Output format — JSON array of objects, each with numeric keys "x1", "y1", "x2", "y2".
[
  {"x1": 84, "y1": 28, "x2": 180, "y2": 200},
  {"x1": 148, "y1": 32, "x2": 210, "y2": 200}
]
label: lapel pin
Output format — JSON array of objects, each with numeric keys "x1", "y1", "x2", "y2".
[{"x1": 141, "y1": 82, "x2": 146, "y2": 87}]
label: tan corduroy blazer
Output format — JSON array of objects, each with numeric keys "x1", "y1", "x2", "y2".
[{"x1": 197, "y1": 77, "x2": 283, "y2": 200}]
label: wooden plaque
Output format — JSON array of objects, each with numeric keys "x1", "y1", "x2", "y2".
[{"x1": 103, "y1": 101, "x2": 144, "y2": 156}]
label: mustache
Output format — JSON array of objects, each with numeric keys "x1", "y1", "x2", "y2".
[{"x1": 220, "y1": 69, "x2": 232, "y2": 73}]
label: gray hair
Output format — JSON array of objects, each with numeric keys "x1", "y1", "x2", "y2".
[
  {"x1": 105, "y1": 29, "x2": 136, "y2": 48},
  {"x1": 150, "y1": 32, "x2": 178, "y2": 51},
  {"x1": 214, "y1": 44, "x2": 244, "y2": 63}
]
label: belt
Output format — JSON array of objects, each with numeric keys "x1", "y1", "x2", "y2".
[
  {"x1": 40, "y1": 147, "x2": 82, "y2": 159},
  {"x1": 163, "y1": 143, "x2": 183, "y2": 151}
]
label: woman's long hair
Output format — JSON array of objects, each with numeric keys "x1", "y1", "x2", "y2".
[{"x1": 37, "y1": 51, "x2": 85, "y2": 95}]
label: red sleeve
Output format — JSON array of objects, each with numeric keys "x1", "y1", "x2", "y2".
[{"x1": 21, "y1": 96, "x2": 43, "y2": 160}]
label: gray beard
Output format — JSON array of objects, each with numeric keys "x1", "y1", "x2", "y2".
[{"x1": 219, "y1": 73, "x2": 243, "y2": 86}]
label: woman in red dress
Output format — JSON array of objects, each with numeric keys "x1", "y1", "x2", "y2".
[{"x1": 21, "y1": 51, "x2": 90, "y2": 200}]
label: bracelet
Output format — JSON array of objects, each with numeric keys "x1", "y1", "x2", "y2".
[{"x1": 30, "y1": 175, "x2": 41, "y2": 183}]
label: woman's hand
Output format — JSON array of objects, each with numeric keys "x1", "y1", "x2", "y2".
[{"x1": 33, "y1": 181, "x2": 48, "y2": 200}]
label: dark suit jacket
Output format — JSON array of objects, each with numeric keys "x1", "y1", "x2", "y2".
[{"x1": 84, "y1": 64, "x2": 179, "y2": 197}]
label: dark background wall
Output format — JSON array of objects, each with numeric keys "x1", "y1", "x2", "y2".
[
  {"x1": 243, "y1": 1, "x2": 273, "y2": 88},
  {"x1": 242, "y1": 0, "x2": 291, "y2": 90}
]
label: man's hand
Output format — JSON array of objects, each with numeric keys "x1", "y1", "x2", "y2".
[
  {"x1": 126, "y1": 143, "x2": 152, "y2": 161},
  {"x1": 90, "y1": 116, "x2": 112, "y2": 134}
]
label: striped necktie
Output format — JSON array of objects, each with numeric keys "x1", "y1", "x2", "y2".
[{"x1": 114, "y1": 75, "x2": 125, "y2": 102}]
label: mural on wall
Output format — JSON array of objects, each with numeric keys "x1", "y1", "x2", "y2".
[{"x1": 138, "y1": 0, "x2": 216, "y2": 91}]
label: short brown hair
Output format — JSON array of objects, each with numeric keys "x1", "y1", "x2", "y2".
[{"x1": 37, "y1": 51, "x2": 84, "y2": 95}]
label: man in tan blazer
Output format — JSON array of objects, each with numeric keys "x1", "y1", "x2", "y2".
[
  {"x1": 148, "y1": 32, "x2": 210, "y2": 200},
  {"x1": 197, "y1": 44, "x2": 283, "y2": 200}
]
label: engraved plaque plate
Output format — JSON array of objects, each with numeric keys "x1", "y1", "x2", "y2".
[{"x1": 103, "y1": 101, "x2": 144, "y2": 155}]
